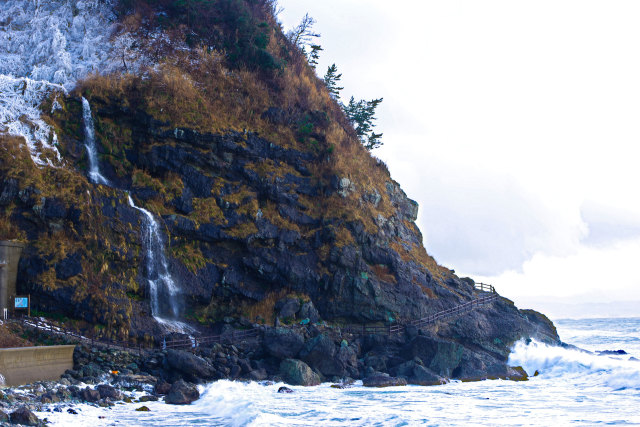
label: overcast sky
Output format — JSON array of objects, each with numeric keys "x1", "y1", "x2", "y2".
[{"x1": 278, "y1": 0, "x2": 640, "y2": 318}]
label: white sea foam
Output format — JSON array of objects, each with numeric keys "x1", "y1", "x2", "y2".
[
  {"x1": 32, "y1": 319, "x2": 640, "y2": 426},
  {"x1": 509, "y1": 338, "x2": 640, "y2": 390}
]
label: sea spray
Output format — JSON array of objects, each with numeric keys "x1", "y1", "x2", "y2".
[
  {"x1": 508, "y1": 339, "x2": 640, "y2": 390},
  {"x1": 82, "y1": 97, "x2": 110, "y2": 186}
]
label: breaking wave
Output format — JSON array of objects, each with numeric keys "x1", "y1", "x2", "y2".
[{"x1": 509, "y1": 339, "x2": 640, "y2": 390}]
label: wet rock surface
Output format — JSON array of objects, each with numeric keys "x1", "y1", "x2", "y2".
[
  {"x1": 165, "y1": 380, "x2": 200, "y2": 405},
  {"x1": 279, "y1": 359, "x2": 321, "y2": 386},
  {"x1": 363, "y1": 374, "x2": 407, "y2": 388},
  {"x1": 9, "y1": 407, "x2": 41, "y2": 426}
]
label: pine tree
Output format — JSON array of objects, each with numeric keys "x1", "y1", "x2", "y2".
[
  {"x1": 323, "y1": 64, "x2": 343, "y2": 99},
  {"x1": 344, "y1": 96, "x2": 384, "y2": 150},
  {"x1": 308, "y1": 44, "x2": 323, "y2": 70}
]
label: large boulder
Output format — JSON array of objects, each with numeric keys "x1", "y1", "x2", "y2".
[
  {"x1": 79, "y1": 387, "x2": 100, "y2": 402},
  {"x1": 408, "y1": 335, "x2": 463, "y2": 377},
  {"x1": 363, "y1": 374, "x2": 407, "y2": 388},
  {"x1": 166, "y1": 349, "x2": 215, "y2": 381},
  {"x1": 411, "y1": 364, "x2": 447, "y2": 386},
  {"x1": 299, "y1": 301, "x2": 321, "y2": 323},
  {"x1": 390, "y1": 360, "x2": 444, "y2": 385},
  {"x1": 299, "y1": 334, "x2": 344, "y2": 377},
  {"x1": 276, "y1": 298, "x2": 301, "y2": 319},
  {"x1": 264, "y1": 328, "x2": 305, "y2": 359},
  {"x1": 335, "y1": 343, "x2": 359, "y2": 376},
  {"x1": 165, "y1": 379, "x2": 200, "y2": 405},
  {"x1": 10, "y1": 407, "x2": 41, "y2": 426},
  {"x1": 279, "y1": 359, "x2": 321, "y2": 386},
  {"x1": 97, "y1": 384, "x2": 123, "y2": 401}
]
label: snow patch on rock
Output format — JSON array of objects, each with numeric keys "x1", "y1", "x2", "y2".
[{"x1": 0, "y1": 0, "x2": 122, "y2": 166}]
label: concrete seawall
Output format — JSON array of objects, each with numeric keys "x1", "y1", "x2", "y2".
[{"x1": 0, "y1": 345, "x2": 75, "y2": 387}]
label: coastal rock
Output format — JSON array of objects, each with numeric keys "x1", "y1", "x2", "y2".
[
  {"x1": 264, "y1": 328, "x2": 305, "y2": 359},
  {"x1": 40, "y1": 392, "x2": 60, "y2": 404},
  {"x1": 166, "y1": 349, "x2": 215, "y2": 381},
  {"x1": 279, "y1": 359, "x2": 321, "y2": 386},
  {"x1": 506, "y1": 366, "x2": 529, "y2": 381},
  {"x1": 408, "y1": 335, "x2": 463, "y2": 377},
  {"x1": 113, "y1": 374, "x2": 158, "y2": 389},
  {"x1": 9, "y1": 407, "x2": 40, "y2": 426},
  {"x1": 276, "y1": 298, "x2": 301, "y2": 319},
  {"x1": 390, "y1": 361, "x2": 445, "y2": 386},
  {"x1": 154, "y1": 381, "x2": 171, "y2": 395},
  {"x1": 299, "y1": 334, "x2": 345, "y2": 377},
  {"x1": 165, "y1": 380, "x2": 200, "y2": 405},
  {"x1": 0, "y1": 410, "x2": 8, "y2": 423},
  {"x1": 598, "y1": 350, "x2": 627, "y2": 356},
  {"x1": 410, "y1": 364, "x2": 447, "y2": 386},
  {"x1": 362, "y1": 374, "x2": 407, "y2": 388},
  {"x1": 299, "y1": 301, "x2": 321, "y2": 323},
  {"x1": 97, "y1": 384, "x2": 123, "y2": 401},
  {"x1": 79, "y1": 387, "x2": 100, "y2": 402},
  {"x1": 80, "y1": 363, "x2": 103, "y2": 379},
  {"x1": 248, "y1": 369, "x2": 268, "y2": 381}
]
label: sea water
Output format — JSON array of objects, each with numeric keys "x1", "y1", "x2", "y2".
[{"x1": 36, "y1": 317, "x2": 640, "y2": 426}]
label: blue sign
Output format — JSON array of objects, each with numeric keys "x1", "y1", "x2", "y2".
[{"x1": 14, "y1": 297, "x2": 28, "y2": 309}]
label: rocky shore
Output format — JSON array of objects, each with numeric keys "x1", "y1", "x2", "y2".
[{"x1": 0, "y1": 298, "x2": 557, "y2": 425}]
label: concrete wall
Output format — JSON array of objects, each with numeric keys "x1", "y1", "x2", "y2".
[
  {"x1": 0, "y1": 241, "x2": 25, "y2": 313},
  {"x1": 0, "y1": 345, "x2": 75, "y2": 387}
]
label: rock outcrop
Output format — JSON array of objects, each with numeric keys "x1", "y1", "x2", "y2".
[{"x1": 0, "y1": 0, "x2": 561, "y2": 386}]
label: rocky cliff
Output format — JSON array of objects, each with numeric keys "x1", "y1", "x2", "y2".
[{"x1": 0, "y1": 0, "x2": 557, "y2": 383}]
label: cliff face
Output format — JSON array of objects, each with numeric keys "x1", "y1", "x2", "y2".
[{"x1": 0, "y1": 0, "x2": 557, "y2": 377}]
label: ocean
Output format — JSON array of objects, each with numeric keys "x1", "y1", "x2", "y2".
[{"x1": 36, "y1": 317, "x2": 640, "y2": 426}]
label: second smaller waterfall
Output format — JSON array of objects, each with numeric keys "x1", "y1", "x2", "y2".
[{"x1": 82, "y1": 97, "x2": 110, "y2": 186}]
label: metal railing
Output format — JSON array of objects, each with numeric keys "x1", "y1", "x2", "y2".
[
  {"x1": 162, "y1": 328, "x2": 260, "y2": 350},
  {"x1": 475, "y1": 282, "x2": 496, "y2": 293},
  {"x1": 344, "y1": 282, "x2": 500, "y2": 336},
  {"x1": 10, "y1": 283, "x2": 500, "y2": 350}
]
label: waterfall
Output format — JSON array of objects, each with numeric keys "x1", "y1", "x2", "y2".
[
  {"x1": 127, "y1": 195, "x2": 192, "y2": 333},
  {"x1": 82, "y1": 97, "x2": 190, "y2": 332},
  {"x1": 82, "y1": 97, "x2": 110, "y2": 186}
]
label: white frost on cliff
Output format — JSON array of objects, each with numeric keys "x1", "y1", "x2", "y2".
[{"x1": 0, "y1": 0, "x2": 118, "y2": 166}]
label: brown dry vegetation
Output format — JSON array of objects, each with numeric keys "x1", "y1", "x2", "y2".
[
  {"x1": 0, "y1": 135, "x2": 137, "y2": 339},
  {"x1": 0, "y1": 0, "x2": 462, "y2": 333},
  {"x1": 0, "y1": 324, "x2": 32, "y2": 348},
  {"x1": 240, "y1": 289, "x2": 310, "y2": 325}
]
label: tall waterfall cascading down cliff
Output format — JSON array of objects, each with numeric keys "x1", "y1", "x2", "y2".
[
  {"x1": 82, "y1": 97, "x2": 188, "y2": 332},
  {"x1": 82, "y1": 97, "x2": 111, "y2": 186},
  {"x1": 126, "y1": 195, "x2": 188, "y2": 331}
]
